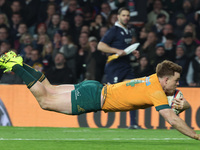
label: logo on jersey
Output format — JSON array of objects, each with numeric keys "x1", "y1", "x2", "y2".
[
  {"x1": 126, "y1": 77, "x2": 151, "y2": 87},
  {"x1": 126, "y1": 79, "x2": 144, "y2": 87},
  {"x1": 114, "y1": 76, "x2": 118, "y2": 83},
  {"x1": 120, "y1": 31, "x2": 124, "y2": 35},
  {"x1": 145, "y1": 77, "x2": 151, "y2": 86},
  {"x1": 77, "y1": 105, "x2": 85, "y2": 113},
  {"x1": 124, "y1": 38, "x2": 132, "y2": 44},
  {"x1": 75, "y1": 89, "x2": 81, "y2": 100}
]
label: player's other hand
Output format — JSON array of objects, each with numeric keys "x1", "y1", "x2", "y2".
[
  {"x1": 132, "y1": 50, "x2": 140, "y2": 59},
  {"x1": 172, "y1": 97, "x2": 184, "y2": 110},
  {"x1": 116, "y1": 50, "x2": 126, "y2": 57},
  {"x1": 194, "y1": 134, "x2": 200, "y2": 140},
  {"x1": 172, "y1": 97, "x2": 190, "y2": 110}
]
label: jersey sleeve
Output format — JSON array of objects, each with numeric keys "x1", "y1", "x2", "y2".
[
  {"x1": 150, "y1": 90, "x2": 171, "y2": 111},
  {"x1": 100, "y1": 27, "x2": 116, "y2": 45}
]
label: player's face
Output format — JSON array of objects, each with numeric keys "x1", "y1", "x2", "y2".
[
  {"x1": 165, "y1": 72, "x2": 180, "y2": 96},
  {"x1": 118, "y1": 10, "x2": 130, "y2": 27}
]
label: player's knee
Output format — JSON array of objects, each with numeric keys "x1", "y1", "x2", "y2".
[{"x1": 38, "y1": 98, "x2": 50, "y2": 110}]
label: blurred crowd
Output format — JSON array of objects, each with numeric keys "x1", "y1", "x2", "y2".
[{"x1": 0, "y1": 0, "x2": 200, "y2": 87}]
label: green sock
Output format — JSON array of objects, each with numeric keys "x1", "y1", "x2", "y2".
[
  {"x1": 12, "y1": 64, "x2": 37, "y2": 89},
  {"x1": 23, "y1": 63, "x2": 46, "y2": 82}
]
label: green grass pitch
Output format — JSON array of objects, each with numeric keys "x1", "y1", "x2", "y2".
[{"x1": 0, "y1": 127, "x2": 200, "y2": 150}]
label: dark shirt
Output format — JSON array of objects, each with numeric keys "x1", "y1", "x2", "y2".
[
  {"x1": 175, "y1": 55, "x2": 189, "y2": 86},
  {"x1": 134, "y1": 65, "x2": 154, "y2": 78},
  {"x1": 45, "y1": 66, "x2": 74, "y2": 84},
  {"x1": 100, "y1": 22, "x2": 134, "y2": 65}
]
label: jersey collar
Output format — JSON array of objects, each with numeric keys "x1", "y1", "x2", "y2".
[{"x1": 115, "y1": 21, "x2": 129, "y2": 34}]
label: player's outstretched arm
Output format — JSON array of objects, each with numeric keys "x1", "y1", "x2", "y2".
[{"x1": 159, "y1": 108, "x2": 200, "y2": 140}]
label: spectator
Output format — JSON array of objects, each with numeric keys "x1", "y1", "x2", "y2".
[
  {"x1": 85, "y1": 36, "x2": 106, "y2": 81},
  {"x1": 90, "y1": 14, "x2": 105, "y2": 38},
  {"x1": 184, "y1": 23, "x2": 197, "y2": 39},
  {"x1": 152, "y1": 43, "x2": 167, "y2": 68},
  {"x1": 0, "y1": 25, "x2": 11, "y2": 45},
  {"x1": 53, "y1": 31, "x2": 62, "y2": 51},
  {"x1": 151, "y1": 13, "x2": 167, "y2": 35},
  {"x1": 34, "y1": 34, "x2": 50, "y2": 53},
  {"x1": 0, "y1": 40, "x2": 11, "y2": 55},
  {"x1": 60, "y1": 0, "x2": 69, "y2": 18},
  {"x1": 21, "y1": 0, "x2": 40, "y2": 34},
  {"x1": 133, "y1": 55, "x2": 154, "y2": 78},
  {"x1": 80, "y1": 25, "x2": 90, "y2": 35},
  {"x1": 177, "y1": 23, "x2": 200, "y2": 45},
  {"x1": 14, "y1": 22, "x2": 28, "y2": 50},
  {"x1": 163, "y1": 0, "x2": 183, "y2": 17},
  {"x1": 159, "y1": 23, "x2": 174, "y2": 43},
  {"x1": 106, "y1": 12, "x2": 118, "y2": 28},
  {"x1": 82, "y1": 5, "x2": 95, "y2": 26},
  {"x1": 33, "y1": 23, "x2": 47, "y2": 41},
  {"x1": 41, "y1": 42, "x2": 54, "y2": 72},
  {"x1": 138, "y1": 27, "x2": 149, "y2": 46},
  {"x1": 76, "y1": 32, "x2": 90, "y2": 81},
  {"x1": 8, "y1": 0, "x2": 23, "y2": 18},
  {"x1": 186, "y1": 46, "x2": 200, "y2": 86},
  {"x1": 47, "y1": 13, "x2": 61, "y2": 40},
  {"x1": 26, "y1": 49, "x2": 43, "y2": 68},
  {"x1": 178, "y1": 0, "x2": 195, "y2": 23},
  {"x1": 140, "y1": 31, "x2": 158, "y2": 64},
  {"x1": 38, "y1": 2, "x2": 57, "y2": 27},
  {"x1": 71, "y1": 13, "x2": 84, "y2": 45},
  {"x1": 23, "y1": 44, "x2": 33, "y2": 64},
  {"x1": 98, "y1": 26, "x2": 108, "y2": 40},
  {"x1": 58, "y1": 35, "x2": 77, "y2": 79},
  {"x1": 173, "y1": 13, "x2": 187, "y2": 40},
  {"x1": 10, "y1": 12, "x2": 22, "y2": 39},
  {"x1": 147, "y1": 0, "x2": 169, "y2": 25},
  {"x1": 18, "y1": 33, "x2": 33, "y2": 55},
  {"x1": 45, "y1": 52, "x2": 74, "y2": 84},
  {"x1": 175, "y1": 44, "x2": 189, "y2": 86},
  {"x1": 58, "y1": 19, "x2": 72, "y2": 36},
  {"x1": 16, "y1": 22, "x2": 28, "y2": 38},
  {"x1": 100, "y1": 2, "x2": 112, "y2": 20},
  {"x1": 64, "y1": 0, "x2": 79, "y2": 26},
  {"x1": 164, "y1": 33, "x2": 176, "y2": 61},
  {"x1": 0, "y1": 13, "x2": 9, "y2": 27},
  {"x1": 180, "y1": 32, "x2": 198, "y2": 59}
]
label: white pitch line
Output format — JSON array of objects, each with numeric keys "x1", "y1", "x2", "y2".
[{"x1": 0, "y1": 138, "x2": 191, "y2": 141}]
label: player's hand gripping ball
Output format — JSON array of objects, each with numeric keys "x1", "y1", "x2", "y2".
[{"x1": 167, "y1": 90, "x2": 183, "y2": 115}]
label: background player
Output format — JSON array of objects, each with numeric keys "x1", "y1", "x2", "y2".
[{"x1": 98, "y1": 7, "x2": 140, "y2": 129}]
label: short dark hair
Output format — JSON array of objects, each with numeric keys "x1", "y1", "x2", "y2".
[
  {"x1": 157, "y1": 13, "x2": 166, "y2": 19},
  {"x1": 0, "y1": 24, "x2": 9, "y2": 33},
  {"x1": 118, "y1": 7, "x2": 129, "y2": 15},
  {"x1": 156, "y1": 60, "x2": 182, "y2": 78}
]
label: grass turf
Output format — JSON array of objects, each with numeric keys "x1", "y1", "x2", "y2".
[{"x1": 0, "y1": 127, "x2": 199, "y2": 150}]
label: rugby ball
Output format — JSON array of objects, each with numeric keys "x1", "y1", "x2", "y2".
[{"x1": 167, "y1": 90, "x2": 183, "y2": 115}]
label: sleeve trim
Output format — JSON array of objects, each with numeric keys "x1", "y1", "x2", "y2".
[{"x1": 155, "y1": 104, "x2": 171, "y2": 111}]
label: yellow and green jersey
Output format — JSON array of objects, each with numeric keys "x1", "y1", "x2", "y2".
[{"x1": 102, "y1": 74, "x2": 170, "y2": 112}]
